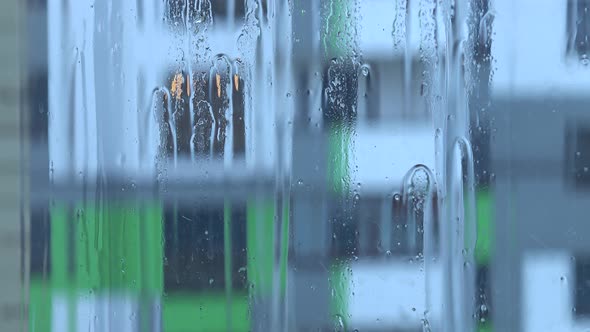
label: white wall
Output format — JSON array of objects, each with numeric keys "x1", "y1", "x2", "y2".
[{"x1": 492, "y1": 0, "x2": 590, "y2": 97}]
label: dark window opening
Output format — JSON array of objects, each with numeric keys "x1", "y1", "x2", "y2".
[
  {"x1": 575, "y1": 255, "x2": 590, "y2": 317},
  {"x1": 565, "y1": 123, "x2": 590, "y2": 189},
  {"x1": 163, "y1": 202, "x2": 248, "y2": 294}
]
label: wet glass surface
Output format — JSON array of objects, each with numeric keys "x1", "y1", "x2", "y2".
[{"x1": 7, "y1": 0, "x2": 590, "y2": 331}]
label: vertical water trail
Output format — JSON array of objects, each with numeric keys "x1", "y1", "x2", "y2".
[
  {"x1": 401, "y1": 164, "x2": 434, "y2": 256},
  {"x1": 223, "y1": 56, "x2": 237, "y2": 332},
  {"x1": 267, "y1": 1, "x2": 282, "y2": 328},
  {"x1": 264, "y1": 0, "x2": 277, "y2": 174},
  {"x1": 67, "y1": 2, "x2": 92, "y2": 330},
  {"x1": 322, "y1": 1, "x2": 360, "y2": 329},
  {"x1": 440, "y1": 0, "x2": 476, "y2": 331},
  {"x1": 190, "y1": 100, "x2": 215, "y2": 161},
  {"x1": 237, "y1": 0, "x2": 260, "y2": 168},
  {"x1": 139, "y1": 0, "x2": 164, "y2": 173},
  {"x1": 168, "y1": 103, "x2": 179, "y2": 167},
  {"x1": 52, "y1": 1, "x2": 108, "y2": 329},
  {"x1": 251, "y1": 0, "x2": 274, "y2": 171},
  {"x1": 121, "y1": 1, "x2": 141, "y2": 173},
  {"x1": 196, "y1": 105, "x2": 213, "y2": 162},
  {"x1": 356, "y1": 64, "x2": 371, "y2": 124},
  {"x1": 164, "y1": 0, "x2": 189, "y2": 168},
  {"x1": 208, "y1": 54, "x2": 232, "y2": 160},
  {"x1": 236, "y1": 2, "x2": 261, "y2": 326},
  {"x1": 401, "y1": 165, "x2": 437, "y2": 331},
  {"x1": 245, "y1": 2, "x2": 274, "y2": 329},
  {"x1": 454, "y1": 25, "x2": 475, "y2": 332},
  {"x1": 418, "y1": 0, "x2": 439, "y2": 118},
  {"x1": 406, "y1": 165, "x2": 433, "y2": 256},
  {"x1": 404, "y1": 0, "x2": 413, "y2": 115},
  {"x1": 270, "y1": 1, "x2": 293, "y2": 330},
  {"x1": 80, "y1": 8, "x2": 99, "y2": 181},
  {"x1": 228, "y1": 0, "x2": 236, "y2": 30},
  {"x1": 186, "y1": 0, "x2": 195, "y2": 163},
  {"x1": 163, "y1": 61, "x2": 183, "y2": 294},
  {"x1": 189, "y1": 0, "x2": 213, "y2": 161},
  {"x1": 91, "y1": 0, "x2": 109, "y2": 325},
  {"x1": 151, "y1": 87, "x2": 174, "y2": 179},
  {"x1": 245, "y1": 0, "x2": 291, "y2": 329},
  {"x1": 417, "y1": 4, "x2": 443, "y2": 328},
  {"x1": 392, "y1": 0, "x2": 407, "y2": 52},
  {"x1": 153, "y1": 85, "x2": 175, "y2": 285},
  {"x1": 448, "y1": 137, "x2": 477, "y2": 332},
  {"x1": 224, "y1": 60, "x2": 235, "y2": 168}
]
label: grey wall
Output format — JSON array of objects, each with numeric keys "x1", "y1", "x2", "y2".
[
  {"x1": 0, "y1": 0, "x2": 24, "y2": 330},
  {"x1": 491, "y1": 97, "x2": 590, "y2": 331}
]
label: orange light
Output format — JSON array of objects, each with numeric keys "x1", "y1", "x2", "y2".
[
  {"x1": 234, "y1": 74, "x2": 239, "y2": 92},
  {"x1": 186, "y1": 74, "x2": 191, "y2": 97},
  {"x1": 216, "y1": 74, "x2": 221, "y2": 98},
  {"x1": 171, "y1": 73, "x2": 184, "y2": 101}
]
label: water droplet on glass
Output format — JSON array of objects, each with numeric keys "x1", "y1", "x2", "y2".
[
  {"x1": 480, "y1": 304, "x2": 488, "y2": 314},
  {"x1": 360, "y1": 64, "x2": 370, "y2": 77},
  {"x1": 479, "y1": 11, "x2": 495, "y2": 47},
  {"x1": 332, "y1": 313, "x2": 346, "y2": 331}
]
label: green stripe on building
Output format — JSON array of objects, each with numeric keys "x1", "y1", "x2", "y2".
[
  {"x1": 328, "y1": 127, "x2": 351, "y2": 194},
  {"x1": 475, "y1": 189, "x2": 493, "y2": 265},
  {"x1": 50, "y1": 205, "x2": 69, "y2": 291},
  {"x1": 162, "y1": 293, "x2": 249, "y2": 332},
  {"x1": 246, "y1": 200, "x2": 275, "y2": 295},
  {"x1": 72, "y1": 201, "x2": 163, "y2": 292},
  {"x1": 330, "y1": 262, "x2": 350, "y2": 328},
  {"x1": 29, "y1": 278, "x2": 51, "y2": 332},
  {"x1": 32, "y1": 201, "x2": 165, "y2": 331}
]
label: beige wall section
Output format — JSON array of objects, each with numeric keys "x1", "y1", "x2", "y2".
[{"x1": 0, "y1": 0, "x2": 25, "y2": 331}]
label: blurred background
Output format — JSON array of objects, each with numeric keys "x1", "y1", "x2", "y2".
[{"x1": 3, "y1": 0, "x2": 590, "y2": 331}]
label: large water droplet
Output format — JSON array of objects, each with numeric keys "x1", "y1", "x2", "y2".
[
  {"x1": 360, "y1": 64, "x2": 370, "y2": 77},
  {"x1": 333, "y1": 314, "x2": 345, "y2": 332},
  {"x1": 479, "y1": 11, "x2": 496, "y2": 48}
]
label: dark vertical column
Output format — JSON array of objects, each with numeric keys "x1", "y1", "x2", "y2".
[
  {"x1": 232, "y1": 76, "x2": 246, "y2": 157},
  {"x1": 469, "y1": 0, "x2": 495, "y2": 330}
]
